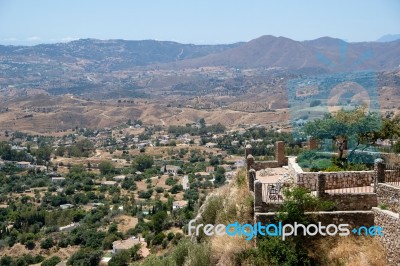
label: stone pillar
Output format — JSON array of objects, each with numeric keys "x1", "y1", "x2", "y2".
[
  {"x1": 246, "y1": 154, "x2": 254, "y2": 171},
  {"x1": 374, "y1": 159, "x2": 386, "y2": 192},
  {"x1": 308, "y1": 138, "x2": 318, "y2": 150},
  {"x1": 317, "y1": 172, "x2": 326, "y2": 198},
  {"x1": 248, "y1": 169, "x2": 256, "y2": 192},
  {"x1": 275, "y1": 141, "x2": 286, "y2": 166},
  {"x1": 245, "y1": 144, "x2": 252, "y2": 159},
  {"x1": 254, "y1": 180, "x2": 263, "y2": 212}
]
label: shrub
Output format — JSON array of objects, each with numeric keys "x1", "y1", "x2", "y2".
[
  {"x1": 40, "y1": 237, "x2": 55, "y2": 249},
  {"x1": 41, "y1": 256, "x2": 61, "y2": 266},
  {"x1": 138, "y1": 191, "x2": 152, "y2": 199},
  {"x1": 165, "y1": 177, "x2": 177, "y2": 186},
  {"x1": 155, "y1": 187, "x2": 164, "y2": 193},
  {"x1": 310, "y1": 99, "x2": 321, "y2": 107},
  {"x1": 310, "y1": 159, "x2": 332, "y2": 171}
]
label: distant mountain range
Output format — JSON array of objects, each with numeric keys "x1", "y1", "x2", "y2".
[
  {"x1": 377, "y1": 34, "x2": 400, "y2": 43},
  {"x1": 166, "y1": 35, "x2": 400, "y2": 71},
  {"x1": 1, "y1": 35, "x2": 400, "y2": 101},
  {"x1": 1, "y1": 35, "x2": 399, "y2": 73}
]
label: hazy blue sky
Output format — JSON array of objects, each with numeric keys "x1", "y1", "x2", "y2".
[{"x1": 0, "y1": 0, "x2": 399, "y2": 45}]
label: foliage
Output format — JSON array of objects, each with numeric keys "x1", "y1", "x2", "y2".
[
  {"x1": 297, "y1": 150, "x2": 373, "y2": 172},
  {"x1": 66, "y1": 139, "x2": 95, "y2": 157},
  {"x1": 99, "y1": 161, "x2": 115, "y2": 175},
  {"x1": 302, "y1": 107, "x2": 389, "y2": 163},
  {"x1": 40, "y1": 237, "x2": 55, "y2": 249},
  {"x1": 108, "y1": 250, "x2": 130, "y2": 266},
  {"x1": 237, "y1": 187, "x2": 334, "y2": 266},
  {"x1": 132, "y1": 155, "x2": 154, "y2": 172},
  {"x1": 309, "y1": 99, "x2": 321, "y2": 107},
  {"x1": 41, "y1": 256, "x2": 62, "y2": 266},
  {"x1": 67, "y1": 247, "x2": 102, "y2": 266},
  {"x1": 133, "y1": 238, "x2": 210, "y2": 266},
  {"x1": 277, "y1": 186, "x2": 335, "y2": 224}
]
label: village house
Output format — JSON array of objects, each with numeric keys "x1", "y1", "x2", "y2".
[
  {"x1": 161, "y1": 165, "x2": 181, "y2": 176},
  {"x1": 205, "y1": 166, "x2": 215, "y2": 173},
  {"x1": 205, "y1": 142, "x2": 217, "y2": 148},
  {"x1": 15, "y1": 161, "x2": 32, "y2": 169},
  {"x1": 172, "y1": 200, "x2": 188, "y2": 210}
]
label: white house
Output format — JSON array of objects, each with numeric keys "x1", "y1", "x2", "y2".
[
  {"x1": 16, "y1": 161, "x2": 32, "y2": 169},
  {"x1": 161, "y1": 165, "x2": 181, "y2": 176},
  {"x1": 173, "y1": 200, "x2": 188, "y2": 210}
]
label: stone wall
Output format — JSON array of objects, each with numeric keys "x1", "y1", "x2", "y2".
[
  {"x1": 323, "y1": 193, "x2": 377, "y2": 211},
  {"x1": 288, "y1": 157, "x2": 374, "y2": 190},
  {"x1": 255, "y1": 211, "x2": 374, "y2": 228},
  {"x1": 252, "y1": 161, "x2": 280, "y2": 170},
  {"x1": 246, "y1": 141, "x2": 286, "y2": 172},
  {"x1": 376, "y1": 183, "x2": 400, "y2": 213},
  {"x1": 372, "y1": 207, "x2": 400, "y2": 266}
]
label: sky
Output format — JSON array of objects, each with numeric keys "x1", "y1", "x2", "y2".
[{"x1": 0, "y1": 0, "x2": 399, "y2": 45}]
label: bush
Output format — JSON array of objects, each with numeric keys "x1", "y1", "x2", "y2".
[
  {"x1": 310, "y1": 99, "x2": 321, "y2": 107},
  {"x1": 310, "y1": 159, "x2": 332, "y2": 171},
  {"x1": 165, "y1": 177, "x2": 177, "y2": 186},
  {"x1": 67, "y1": 248, "x2": 102, "y2": 266},
  {"x1": 25, "y1": 239, "x2": 35, "y2": 250},
  {"x1": 41, "y1": 256, "x2": 61, "y2": 266},
  {"x1": 152, "y1": 233, "x2": 166, "y2": 246},
  {"x1": 138, "y1": 191, "x2": 152, "y2": 199},
  {"x1": 169, "y1": 184, "x2": 183, "y2": 194},
  {"x1": 108, "y1": 250, "x2": 130, "y2": 266},
  {"x1": 155, "y1": 187, "x2": 164, "y2": 193},
  {"x1": 40, "y1": 237, "x2": 55, "y2": 249},
  {"x1": 236, "y1": 187, "x2": 334, "y2": 266}
]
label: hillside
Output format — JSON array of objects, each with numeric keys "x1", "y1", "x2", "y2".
[{"x1": 168, "y1": 35, "x2": 400, "y2": 71}]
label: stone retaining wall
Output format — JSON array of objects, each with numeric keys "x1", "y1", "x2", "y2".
[
  {"x1": 376, "y1": 183, "x2": 400, "y2": 213},
  {"x1": 323, "y1": 193, "x2": 377, "y2": 211},
  {"x1": 372, "y1": 207, "x2": 400, "y2": 266},
  {"x1": 288, "y1": 157, "x2": 374, "y2": 190},
  {"x1": 255, "y1": 211, "x2": 374, "y2": 228},
  {"x1": 252, "y1": 161, "x2": 280, "y2": 170}
]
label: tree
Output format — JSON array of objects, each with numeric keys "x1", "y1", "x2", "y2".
[
  {"x1": 36, "y1": 145, "x2": 52, "y2": 162},
  {"x1": 67, "y1": 248, "x2": 102, "y2": 266},
  {"x1": 99, "y1": 161, "x2": 115, "y2": 175},
  {"x1": 199, "y1": 118, "x2": 206, "y2": 128},
  {"x1": 41, "y1": 256, "x2": 61, "y2": 266},
  {"x1": 303, "y1": 107, "x2": 383, "y2": 161},
  {"x1": 40, "y1": 237, "x2": 55, "y2": 249},
  {"x1": 132, "y1": 155, "x2": 154, "y2": 172},
  {"x1": 108, "y1": 250, "x2": 130, "y2": 266}
]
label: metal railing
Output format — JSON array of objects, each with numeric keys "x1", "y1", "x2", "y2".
[{"x1": 385, "y1": 164, "x2": 400, "y2": 187}]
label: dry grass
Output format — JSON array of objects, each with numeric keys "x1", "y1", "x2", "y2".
[
  {"x1": 309, "y1": 236, "x2": 386, "y2": 266},
  {"x1": 205, "y1": 169, "x2": 254, "y2": 265},
  {"x1": 328, "y1": 237, "x2": 386, "y2": 266},
  {"x1": 211, "y1": 235, "x2": 253, "y2": 266},
  {"x1": 113, "y1": 215, "x2": 139, "y2": 233}
]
